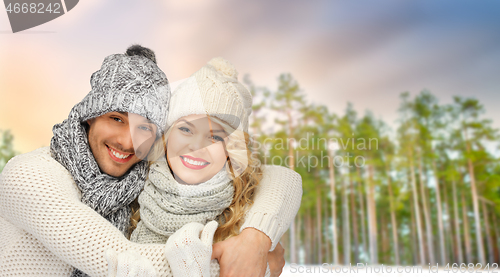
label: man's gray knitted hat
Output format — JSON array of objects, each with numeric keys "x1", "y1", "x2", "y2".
[{"x1": 74, "y1": 45, "x2": 170, "y2": 134}]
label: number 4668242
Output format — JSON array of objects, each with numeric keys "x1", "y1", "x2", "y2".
[{"x1": 6, "y1": 3, "x2": 61, "y2": 14}]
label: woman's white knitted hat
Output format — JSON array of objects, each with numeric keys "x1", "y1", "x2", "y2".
[{"x1": 167, "y1": 57, "x2": 252, "y2": 132}]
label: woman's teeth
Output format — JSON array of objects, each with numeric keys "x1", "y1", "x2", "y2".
[
  {"x1": 110, "y1": 148, "x2": 131, "y2": 159},
  {"x1": 182, "y1": 156, "x2": 208, "y2": 166}
]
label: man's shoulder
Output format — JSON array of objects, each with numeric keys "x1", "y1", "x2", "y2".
[
  {"x1": 261, "y1": 164, "x2": 301, "y2": 181},
  {"x1": 1, "y1": 147, "x2": 79, "y2": 196}
]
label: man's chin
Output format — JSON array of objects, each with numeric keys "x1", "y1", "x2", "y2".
[{"x1": 100, "y1": 163, "x2": 133, "y2": 178}]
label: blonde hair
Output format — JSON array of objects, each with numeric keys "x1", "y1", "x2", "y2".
[{"x1": 129, "y1": 116, "x2": 263, "y2": 242}]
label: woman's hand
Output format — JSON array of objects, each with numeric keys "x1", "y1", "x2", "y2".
[
  {"x1": 164, "y1": 221, "x2": 218, "y2": 277},
  {"x1": 105, "y1": 249, "x2": 158, "y2": 277}
]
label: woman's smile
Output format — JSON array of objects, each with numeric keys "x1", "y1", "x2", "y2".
[
  {"x1": 166, "y1": 114, "x2": 229, "y2": 184},
  {"x1": 180, "y1": 155, "x2": 210, "y2": 170}
]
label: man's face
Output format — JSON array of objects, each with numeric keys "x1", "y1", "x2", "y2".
[{"x1": 87, "y1": 112, "x2": 158, "y2": 177}]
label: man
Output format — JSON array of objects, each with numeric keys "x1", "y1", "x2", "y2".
[{"x1": 0, "y1": 46, "x2": 302, "y2": 276}]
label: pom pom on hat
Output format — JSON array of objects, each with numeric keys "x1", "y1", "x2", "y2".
[
  {"x1": 126, "y1": 44, "x2": 157, "y2": 64},
  {"x1": 207, "y1": 57, "x2": 238, "y2": 79}
]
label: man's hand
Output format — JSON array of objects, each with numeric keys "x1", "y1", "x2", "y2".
[
  {"x1": 268, "y1": 243, "x2": 285, "y2": 277},
  {"x1": 212, "y1": 228, "x2": 271, "y2": 277}
]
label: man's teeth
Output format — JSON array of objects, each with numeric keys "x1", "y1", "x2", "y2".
[
  {"x1": 182, "y1": 156, "x2": 208, "y2": 166},
  {"x1": 110, "y1": 148, "x2": 131, "y2": 159}
]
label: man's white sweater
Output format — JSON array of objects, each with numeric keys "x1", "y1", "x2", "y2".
[{"x1": 0, "y1": 147, "x2": 302, "y2": 277}]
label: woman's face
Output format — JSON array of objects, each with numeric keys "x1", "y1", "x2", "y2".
[{"x1": 166, "y1": 114, "x2": 229, "y2": 184}]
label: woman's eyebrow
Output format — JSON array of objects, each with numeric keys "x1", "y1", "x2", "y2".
[
  {"x1": 211, "y1": 129, "x2": 227, "y2": 134},
  {"x1": 179, "y1": 119, "x2": 195, "y2": 128}
]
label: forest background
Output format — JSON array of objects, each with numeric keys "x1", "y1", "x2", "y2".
[{"x1": 1, "y1": 0, "x2": 500, "y2": 267}]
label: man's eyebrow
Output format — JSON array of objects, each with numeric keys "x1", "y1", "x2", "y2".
[{"x1": 117, "y1": 111, "x2": 155, "y2": 124}]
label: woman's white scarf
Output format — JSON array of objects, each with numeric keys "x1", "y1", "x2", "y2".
[{"x1": 131, "y1": 161, "x2": 234, "y2": 244}]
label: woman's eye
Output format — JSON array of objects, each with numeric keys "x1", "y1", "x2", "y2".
[
  {"x1": 179, "y1": 127, "x2": 191, "y2": 133},
  {"x1": 139, "y1": 126, "x2": 152, "y2": 132},
  {"x1": 211, "y1": 135, "x2": 224, "y2": 142}
]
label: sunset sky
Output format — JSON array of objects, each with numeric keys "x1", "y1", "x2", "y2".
[{"x1": 1, "y1": 0, "x2": 500, "y2": 153}]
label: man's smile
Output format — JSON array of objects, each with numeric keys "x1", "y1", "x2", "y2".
[{"x1": 106, "y1": 145, "x2": 134, "y2": 163}]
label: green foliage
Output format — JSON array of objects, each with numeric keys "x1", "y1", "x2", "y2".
[
  {"x1": 0, "y1": 129, "x2": 17, "y2": 173},
  {"x1": 246, "y1": 74, "x2": 500, "y2": 265}
]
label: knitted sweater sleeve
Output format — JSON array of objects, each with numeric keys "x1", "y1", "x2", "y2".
[
  {"x1": 240, "y1": 165, "x2": 303, "y2": 251},
  {"x1": 0, "y1": 148, "x2": 171, "y2": 277}
]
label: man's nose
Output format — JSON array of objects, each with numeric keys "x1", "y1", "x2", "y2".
[{"x1": 116, "y1": 128, "x2": 135, "y2": 153}]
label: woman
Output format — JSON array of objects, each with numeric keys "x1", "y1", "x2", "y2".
[{"x1": 128, "y1": 57, "x2": 294, "y2": 276}]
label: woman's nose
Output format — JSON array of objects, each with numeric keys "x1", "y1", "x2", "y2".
[{"x1": 188, "y1": 134, "x2": 210, "y2": 152}]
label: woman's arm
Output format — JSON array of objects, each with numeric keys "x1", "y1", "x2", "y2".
[{"x1": 0, "y1": 148, "x2": 171, "y2": 277}]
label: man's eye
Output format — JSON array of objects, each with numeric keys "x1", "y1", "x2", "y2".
[{"x1": 111, "y1": 117, "x2": 123, "y2": 123}]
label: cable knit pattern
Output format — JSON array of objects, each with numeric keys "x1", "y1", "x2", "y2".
[
  {"x1": 131, "y1": 161, "x2": 234, "y2": 244},
  {"x1": 167, "y1": 57, "x2": 252, "y2": 133},
  {"x1": 0, "y1": 147, "x2": 302, "y2": 276}
]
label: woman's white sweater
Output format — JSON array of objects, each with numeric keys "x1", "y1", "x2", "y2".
[{"x1": 0, "y1": 147, "x2": 302, "y2": 276}]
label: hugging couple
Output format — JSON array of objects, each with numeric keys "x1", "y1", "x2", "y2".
[{"x1": 0, "y1": 45, "x2": 302, "y2": 277}]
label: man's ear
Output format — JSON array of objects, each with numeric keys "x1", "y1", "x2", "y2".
[{"x1": 87, "y1": 119, "x2": 94, "y2": 125}]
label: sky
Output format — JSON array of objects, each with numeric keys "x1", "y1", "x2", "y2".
[{"x1": 1, "y1": 0, "x2": 500, "y2": 153}]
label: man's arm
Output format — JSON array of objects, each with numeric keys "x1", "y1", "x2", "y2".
[
  {"x1": 212, "y1": 165, "x2": 302, "y2": 277},
  {"x1": 0, "y1": 148, "x2": 172, "y2": 276}
]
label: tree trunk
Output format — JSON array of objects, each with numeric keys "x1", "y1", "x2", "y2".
[
  {"x1": 410, "y1": 195, "x2": 419, "y2": 265},
  {"x1": 323, "y1": 197, "x2": 330, "y2": 263},
  {"x1": 366, "y1": 164, "x2": 378, "y2": 264},
  {"x1": 463, "y1": 128, "x2": 486, "y2": 264},
  {"x1": 305, "y1": 211, "x2": 312, "y2": 264},
  {"x1": 381, "y1": 214, "x2": 389, "y2": 263},
  {"x1": 329, "y1": 154, "x2": 339, "y2": 264},
  {"x1": 417, "y1": 151, "x2": 435, "y2": 265},
  {"x1": 441, "y1": 177, "x2": 453, "y2": 263},
  {"x1": 357, "y1": 167, "x2": 368, "y2": 262},
  {"x1": 409, "y1": 150, "x2": 426, "y2": 265},
  {"x1": 350, "y1": 171, "x2": 360, "y2": 263},
  {"x1": 287, "y1": 111, "x2": 297, "y2": 263},
  {"x1": 452, "y1": 176, "x2": 464, "y2": 263},
  {"x1": 296, "y1": 213, "x2": 303, "y2": 264},
  {"x1": 492, "y1": 213, "x2": 500, "y2": 263},
  {"x1": 432, "y1": 160, "x2": 446, "y2": 265},
  {"x1": 387, "y1": 172, "x2": 400, "y2": 264},
  {"x1": 461, "y1": 191, "x2": 472, "y2": 263},
  {"x1": 316, "y1": 185, "x2": 323, "y2": 264},
  {"x1": 480, "y1": 199, "x2": 494, "y2": 264},
  {"x1": 342, "y1": 168, "x2": 351, "y2": 264}
]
